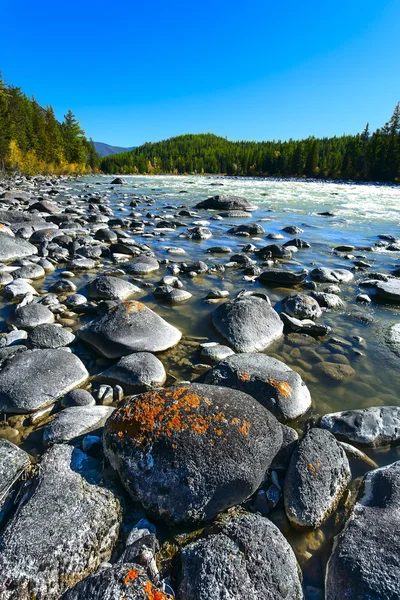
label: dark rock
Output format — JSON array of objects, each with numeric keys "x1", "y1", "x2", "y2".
[
  {"x1": 103, "y1": 383, "x2": 283, "y2": 524},
  {"x1": 311, "y1": 291, "x2": 345, "y2": 310},
  {"x1": 7, "y1": 303, "x2": 55, "y2": 330},
  {"x1": 282, "y1": 225, "x2": 304, "y2": 235},
  {"x1": 310, "y1": 267, "x2": 354, "y2": 283},
  {"x1": 228, "y1": 223, "x2": 264, "y2": 235},
  {"x1": 280, "y1": 313, "x2": 331, "y2": 337},
  {"x1": 256, "y1": 244, "x2": 292, "y2": 259},
  {"x1": 0, "y1": 349, "x2": 89, "y2": 413},
  {"x1": 320, "y1": 406, "x2": 400, "y2": 447},
  {"x1": 212, "y1": 292, "x2": 283, "y2": 352},
  {"x1": 326, "y1": 460, "x2": 400, "y2": 600},
  {"x1": 110, "y1": 177, "x2": 126, "y2": 184},
  {"x1": 195, "y1": 195, "x2": 256, "y2": 212},
  {"x1": 0, "y1": 444, "x2": 121, "y2": 600},
  {"x1": 126, "y1": 255, "x2": 159, "y2": 275},
  {"x1": 207, "y1": 245, "x2": 232, "y2": 254},
  {"x1": 61, "y1": 389, "x2": 96, "y2": 408},
  {"x1": 283, "y1": 293, "x2": 322, "y2": 320},
  {"x1": 154, "y1": 285, "x2": 192, "y2": 303},
  {"x1": 183, "y1": 226, "x2": 212, "y2": 240},
  {"x1": 87, "y1": 275, "x2": 140, "y2": 301},
  {"x1": 205, "y1": 353, "x2": 311, "y2": 421},
  {"x1": 258, "y1": 268, "x2": 308, "y2": 284},
  {"x1": 179, "y1": 512, "x2": 303, "y2": 599},
  {"x1": 95, "y1": 352, "x2": 166, "y2": 393},
  {"x1": 28, "y1": 324, "x2": 76, "y2": 348},
  {"x1": 77, "y1": 301, "x2": 182, "y2": 358},
  {"x1": 284, "y1": 428, "x2": 350, "y2": 528},
  {"x1": 376, "y1": 279, "x2": 400, "y2": 302}
]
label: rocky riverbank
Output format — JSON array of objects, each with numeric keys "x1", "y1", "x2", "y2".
[{"x1": 0, "y1": 173, "x2": 399, "y2": 598}]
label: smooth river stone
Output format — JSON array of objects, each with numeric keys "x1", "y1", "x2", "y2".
[
  {"x1": 0, "y1": 349, "x2": 89, "y2": 414},
  {"x1": 86, "y1": 275, "x2": 140, "y2": 301},
  {"x1": 126, "y1": 255, "x2": 159, "y2": 275},
  {"x1": 0, "y1": 439, "x2": 31, "y2": 525},
  {"x1": 320, "y1": 406, "x2": 400, "y2": 447},
  {"x1": 103, "y1": 383, "x2": 282, "y2": 525},
  {"x1": 94, "y1": 352, "x2": 166, "y2": 393},
  {"x1": 376, "y1": 279, "x2": 400, "y2": 302},
  {"x1": 257, "y1": 268, "x2": 309, "y2": 285},
  {"x1": 77, "y1": 300, "x2": 182, "y2": 358},
  {"x1": 7, "y1": 303, "x2": 55, "y2": 330},
  {"x1": 310, "y1": 267, "x2": 354, "y2": 283},
  {"x1": 212, "y1": 293, "x2": 283, "y2": 352},
  {"x1": 195, "y1": 195, "x2": 257, "y2": 211},
  {"x1": 0, "y1": 233, "x2": 38, "y2": 262},
  {"x1": 43, "y1": 405, "x2": 114, "y2": 445}
]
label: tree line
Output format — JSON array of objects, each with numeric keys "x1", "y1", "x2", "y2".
[
  {"x1": 101, "y1": 103, "x2": 400, "y2": 182},
  {"x1": 0, "y1": 74, "x2": 98, "y2": 175}
]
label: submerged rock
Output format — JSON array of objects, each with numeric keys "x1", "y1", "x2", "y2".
[
  {"x1": 211, "y1": 292, "x2": 283, "y2": 352},
  {"x1": 320, "y1": 406, "x2": 400, "y2": 447},
  {"x1": 103, "y1": 383, "x2": 282, "y2": 525},
  {"x1": 95, "y1": 352, "x2": 166, "y2": 393},
  {"x1": 0, "y1": 349, "x2": 89, "y2": 413},
  {"x1": 284, "y1": 428, "x2": 350, "y2": 529},
  {"x1": 205, "y1": 353, "x2": 311, "y2": 421},
  {"x1": 326, "y1": 461, "x2": 400, "y2": 600},
  {"x1": 179, "y1": 512, "x2": 303, "y2": 600},
  {"x1": 77, "y1": 301, "x2": 182, "y2": 358},
  {"x1": 0, "y1": 444, "x2": 121, "y2": 600}
]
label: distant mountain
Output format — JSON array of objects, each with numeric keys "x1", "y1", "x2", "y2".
[{"x1": 94, "y1": 142, "x2": 135, "y2": 157}]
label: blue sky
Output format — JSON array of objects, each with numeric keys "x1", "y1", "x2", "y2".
[{"x1": 1, "y1": 0, "x2": 399, "y2": 146}]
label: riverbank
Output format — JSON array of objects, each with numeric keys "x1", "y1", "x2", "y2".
[{"x1": 0, "y1": 173, "x2": 399, "y2": 599}]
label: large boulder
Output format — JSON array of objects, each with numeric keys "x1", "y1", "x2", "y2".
[
  {"x1": 326, "y1": 461, "x2": 400, "y2": 600},
  {"x1": 195, "y1": 195, "x2": 256, "y2": 212},
  {"x1": 320, "y1": 406, "x2": 400, "y2": 447},
  {"x1": 103, "y1": 383, "x2": 282, "y2": 525},
  {"x1": 0, "y1": 349, "x2": 89, "y2": 414},
  {"x1": 205, "y1": 353, "x2": 311, "y2": 421},
  {"x1": 0, "y1": 440, "x2": 31, "y2": 526},
  {"x1": 77, "y1": 301, "x2": 182, "y2": 358},
  {"x1": 284, "y1": 428, "x2": 351, "y2": 529},
  {"x1": 61, "y1": 563, "x2": 173, "y2": 600},
  {"x1": 178, "y1": 512, "x2": 303, "y2": 600},
  {"x1": 95, "y1": 352, "x2": 166, "y2": 393},
  {"x1": 211, "y1": 293, "x2": 283, "y2": 352},
  {"x1": 43, "y1": 405, "x2": 115, "y2": 446},
  {"x1": 376, "y1": 279, "x2": 400, "y2": 302},
  {"x1": 0, "y1": 233, "x2": 37, "y2": 262},
  {"x1": 87, "y1": 275, "x2": 140, "y2": 301},
  {"x1": 0, "y1": 444, "x2": 121, "y2": 600}
]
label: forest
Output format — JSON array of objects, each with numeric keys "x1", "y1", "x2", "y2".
[
  {"x1": 0, "y1": 74, "x2": 98, "y2": 175},
  {"x1": 101, "y1": 103, "x2": 400, "y2": 182}
]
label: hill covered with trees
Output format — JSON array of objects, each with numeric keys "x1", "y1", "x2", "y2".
[
  {"x1": 101, "y1": 103, "x2": 400, "y2": 182},
  {"x1": 0, "y1": 74, "x2": 98, "y2": 175}
]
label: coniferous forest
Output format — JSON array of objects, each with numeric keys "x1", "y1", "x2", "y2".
[
  {"x1": 0, "y1": 74, "x2": 98, "y2": 175},
  {"x1": 101, "y1": 103, "x2": 400, "y2": 183}
]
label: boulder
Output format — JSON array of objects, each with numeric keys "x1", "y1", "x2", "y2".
[
  {"x1": 212, "y1": 293, "x2": 283, "y2": 352},
  {"x1": 284, "y1": 428, "x2": 351, "y2": 529},
  {"x1": 205, "y1": 353, "x2": 311, "y2": 421},
  {"x1": 0, "y1": 233, "x2": 37, "y2": 262},
  {"x1": 77, "y1": 301, "x2": 182, "y2": 358},
  {"x1": 126, "y1": 255, "x2": 159, "y2": 275},
  {"x1": 153, "y1": 285, "x2": 192, "y2": 304},
  {"x1": 103, "y1": 383, "x2": 282, "y2": 525},
  {"x1": 283, "y1": 293, "x2": 322, "y2": 320},
  {"x1": 61, "y1": 563, "x2": 172, "y2": 600},
  {"x1": 228, "y1": 223, "x2": 264, "y2": 235},
  {"x1": 43, "y1": 405, "x2": 114, "y2": 446},
  {"x1": 310, "y1": 267, "x2": 354, "y2": 283},
  {"x1": 179, "y1": 512, "x2": 303, "y2": 600},
  {"x1": 376, "y1": 279, "x2": 400, "y2": 302},
  {"x1": 195, "y1": 195, "x2": 256, "y2": 212},
  {"x1": 95, "y1": 352, "x2": 166, "y2": 393},
  {"x1": 0, "y1": 444, "x2": 121, "y2": 600},
  {"x1": 7, "y1": 303, "x2": 55, "y2": 330},
  {"x1": 311, "y1": 291, "x2": 345, "y2": 310},
  {"x1": 320, "y1": 406, "x2": 400, "y2": 447},
  {"x1": 326, "y1": 461, "x2": 400, "y2": 600},
  {"x1": 183, "y1": 226, "x2": 212, "y2": 240},
  {"x1": 87, "y1": 275, "x2": 140, "y2": 301},
  {"x1": 28, "y1": 324, "x2": 76, "y2": 348},
  {"x1": 3, "y1": 278, "x2": 38, "y2": 299},
  {"x1": 0, "y1": 349, "x2": 89, "y2": 413}
]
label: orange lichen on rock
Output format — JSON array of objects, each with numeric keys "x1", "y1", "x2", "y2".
[
  {"x1": 308, "y1": 463, "x2": 318, "y2": 474},
  {"x1": 238, "y1": 420, "x2": 251, "y2": 435},
  {"x1": 123, "y1": 568, "x2": 139, "y2": 586},
  {"x1": 266, "y1": 378, "x2": 291, "y2": 398},
  {"x1": 143, "y1": 580, "x2": 170, "y2": 600},
  {"x1": 238, "y1": 371, "x2": 251, "y2": 382}
]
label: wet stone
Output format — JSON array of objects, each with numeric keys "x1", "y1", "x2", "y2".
[
  {"x1": 0, "y1": 439, "x2": 31, "y2": 526},
  {"x1": 320, "y1": 406, "x2": 400, "y2": 447},
  {"x1": 7, "y1": 303, "x2": 55, "y2": 330},
  {"x1": 61, "y1": 389, "x2": 96, "y2": 408},
  {"x1": 314, "y1": 362, "x2": 355, "y2": 383},
  {"x1": 126, "y1": 255, "x2": 159, "y2": 275},
  {"x1": 43, "y1": 405, "x2": 114, "y2": 446},
  {"x1": 310, "y1": 267, "x2": 354, "y2": 283},
  {"x1": 95, "y1": 352, "x2": 166, "y2": 393},
  {"x1": 283, "y1": 293, "x2": 322, "y2": 320},
  {"x1": 86, "y1": 275, "x2": 140, "y2": 301},
  {"x1": 28, "y1": 324, "x2": 76, "y2": 348}
]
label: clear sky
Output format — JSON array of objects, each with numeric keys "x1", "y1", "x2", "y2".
[{"x1": 1, "y1": 0, "x2": 399, "y2": 146}]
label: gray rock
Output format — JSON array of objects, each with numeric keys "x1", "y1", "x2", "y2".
[
  {"x1": 3, "y1": 278, "x2": 38, "y2": 299},
  {"x1": 67, "y1": 257, "x2": 98, "y2": 271},
  {"x1": 0, "y1": 444, "x2": 121, "y2": 600},
  {"x1": 310, "y1": 267, "x2": 354, "y2": 283},
  {"x1": 228, "y1": 223, "x2": 265, "y2": 235},
  {"x1": 179, "y1": 512, "x2": 303, "y2": 600},
  {"x1": 103, "y1": 383, "x2": 282, "y2": 525},
  {"x1": 12, "y1": 263, "x2": 45, "y2": 280},
  {"x1": 127, "y1": 255, "x2": 159, "y2": 275},
  {"x1": 183, "y1": 226, "x2": 212, "y2": 240},
  {"x1": 87, "y1": 275, "x2": 140, "y2": 301},
  {"x1": 153, "y1": 285, "x2": 192, "y2": 303},
  {"x1": 207, "y1": 245, "x2": 232, "y2": 254},
  {"x1": 200, "y1": 344, "x2": 235, "y2": 364},
  {"x1": 65, "y1": 293, "x2": 88, "y2": 308},
  {"x1": 61, "y1": 389, "x2": 96, "y2": 408},
  {"x1": 284, "y1": 428, "x2": 350, "y2": 529},
  {"x1": 61, "y1": 563, "x2": 172, "y2": 599},
  {"x1": 77, "y1": 301, "x2": 182, "y2": 358},
  {"x1": 0, "y1": 233, "x2": 37, "y2": 262},
  {"x1": 385, "y1": 322, "x2": 400, "y2": 357},
  {"x1": 320, "y1": 406, "x2": 400, "y2": 447},
  {"x1": 28, "y1": 324, "x2": 76, "y2": 348},
  {"x1": 311, "y1": 291, "x2": 345, "y2": 310},
  {"x1": 205, "y1": 353, "x2": 311, "y2": 421},
  {"x1": 256, "y1": 244, "x2": 292, "y2": 259},
  {"x1": 326, "y1": 461, "x2": 400, "y2": 600},
  {"x1": 280, "y1": 313, "x2": 331, "y2": 336},
  {"x1": 376, "y1": 279, "x2": 400, "y2": 302},
  {"x1": 212, "y1": 293, "x2": 283, "y2": 352},
  {"x1": 283, "y1": 293, "x2": 322, "y2": 320},
  {"x1": 43, "y1": 405, "x2": 114, "y2": 445},
  {"x1": 95, "y1": 352, "x2": 166, "y2": 393},
  {"x1": 283, "y1": 225, "x2": 304, "y2": 235},
  {"x1": 0, "y1": 440, "x2": 31, "y2": 525},
  {"x1": 0, "y1": 349, "x2": 89, "y2": 413},
  {"x1": 7, "y1": 304, "x2": 55, "y2": 330},
  {"x1": 258, "y1": 268, "x2": 308, "y2": 284},
  {"x1": 196, "y1": 195, "x2": 256, "y2": 211}
]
